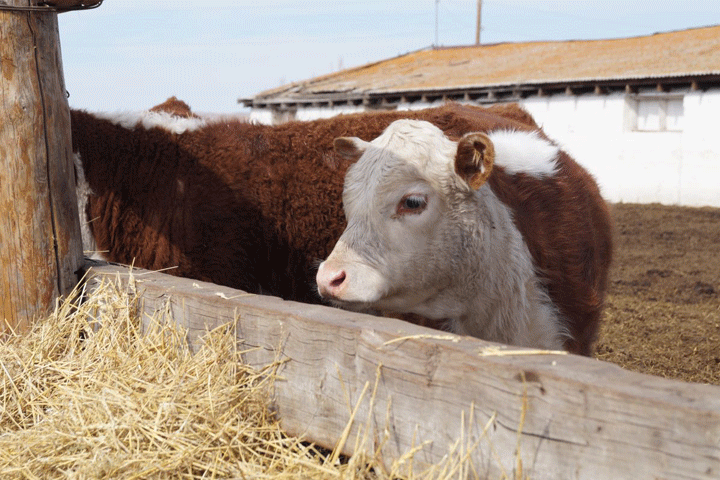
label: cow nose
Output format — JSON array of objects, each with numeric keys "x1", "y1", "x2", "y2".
[{"x1": 316, "y1": 263, "x2": 347, "y2": 299}]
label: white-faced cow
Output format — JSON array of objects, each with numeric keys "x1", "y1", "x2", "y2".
[
  {"x1": 72, "y1": 100, "x2": 545, "y2": 304},
  {"x1": 317, "y1": 119, "x2": 612, "y2": 355}
]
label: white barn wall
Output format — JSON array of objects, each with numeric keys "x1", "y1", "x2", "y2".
[
  {"x1": 680, "y1": 91, "x2": 720, "y2": 207},
  {"x1": 295, "y1": 104, "x2": 366, "y2": 121},
  {"x1": 249, "y1": 104, "x2": 367, "y2": 124},
  {"x1": 396, "y1": 100, "x2": 445, "y2": 111},
  {"x1": 522, "y1": 91, "x2": 720, "y2": 207},
  {"x1": 249, "y1": 100, "x2": 443, "y2": 124},
  {"x1": 248, "y1": 108, "x2": 273, "y2": 125}
]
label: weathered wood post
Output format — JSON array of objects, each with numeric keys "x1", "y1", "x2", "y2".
[{"x1": 0, "y1": 1, "x2": 93, "y2": 332}]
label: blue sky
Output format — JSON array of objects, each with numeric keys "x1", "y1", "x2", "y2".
[{"x1": 58, "y1": 0, "x2": 720, "y2": 114}]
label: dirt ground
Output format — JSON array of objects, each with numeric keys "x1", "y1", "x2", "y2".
[{"x1": 595, "y1": 203, "x2": 720, "y2": 386}]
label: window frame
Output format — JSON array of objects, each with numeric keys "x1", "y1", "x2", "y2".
[{"x1": 627, "y1": 93, "x2": 684, "y2": 133}]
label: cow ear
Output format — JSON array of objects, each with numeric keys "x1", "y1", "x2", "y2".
[
  {"x1": 454, "y1": 132, "x2": 495, "y2": 190},
  {"x1": 334, "y1": 137, "x2": 367, "y2": 162}
]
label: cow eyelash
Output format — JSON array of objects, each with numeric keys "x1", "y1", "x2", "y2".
[{"x1": 396, "y1": 194, "x2": 428, "y2": 215}]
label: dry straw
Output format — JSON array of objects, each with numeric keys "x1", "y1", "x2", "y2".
[{"x1": 0, "y1": 275, "x2": 525, "y2": 479}]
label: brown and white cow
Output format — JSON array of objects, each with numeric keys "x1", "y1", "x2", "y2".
[
  {"x1": 317, "y1": 119, "x2": 612, "y2": 355},
  {"x1": 71, "y1": 100, "x2": 543, "y2": 305}
]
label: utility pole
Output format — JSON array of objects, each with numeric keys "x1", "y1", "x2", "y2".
[
  {"x1": 434, "y1": 0, "x2": 439, "y2": 46},
  {"x1": 475, "y1": 0, "x2": 482, "y2": 45}
]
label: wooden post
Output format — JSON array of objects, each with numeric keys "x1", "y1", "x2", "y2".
[{"x1": 0, "y1": 1, "x2": 84, "y2": 332}]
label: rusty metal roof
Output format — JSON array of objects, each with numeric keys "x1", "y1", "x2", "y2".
[{"x1": 243, "y1": 25, "x2": 720, "y2": 106}]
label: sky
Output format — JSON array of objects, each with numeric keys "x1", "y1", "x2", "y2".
[{"x1": 58, "y1": 0, "x2": 720, "y2": 114}]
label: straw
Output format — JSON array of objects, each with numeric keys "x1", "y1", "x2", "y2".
[{"x1": 0, "y1": 276, "x2": 526, "y2": 479}]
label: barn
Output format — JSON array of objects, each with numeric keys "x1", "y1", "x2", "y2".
[
  {"x1": 2, "y1": 3, "x2": 719, "y2": 477},
  {"x1": 240, "y1": 25, "x2": 720, "y2": 207}
]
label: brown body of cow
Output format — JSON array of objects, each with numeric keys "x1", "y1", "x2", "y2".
[{"x1": 71, "y1": 100, "x2": 611, "y2": 355}]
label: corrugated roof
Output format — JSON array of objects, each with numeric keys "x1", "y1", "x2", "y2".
[{"x1": 246, "y1": 25, "x2": 720, "y2": 104}]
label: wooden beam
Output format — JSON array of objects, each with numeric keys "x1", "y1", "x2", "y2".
[
  {"x1": 86, "y1": 262, "x2": 720, "y2": 479},
  {"x1": 0, "y1": 1, "x2": 84, "y2": 332}
]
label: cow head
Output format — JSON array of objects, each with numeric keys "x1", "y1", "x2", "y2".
[{"x1": 316, "y1": 119, "x2": 495, "y2": 318}]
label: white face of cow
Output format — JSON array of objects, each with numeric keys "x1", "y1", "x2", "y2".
[{"x1": 316, "y1": 120, "x2": 495, "y2": 318}]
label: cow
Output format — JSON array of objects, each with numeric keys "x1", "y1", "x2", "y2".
[
  {"x1": 316, "y1": 119, "x2": 612, "y2": 355},
  {"x1": 71, "y1": 100, "x2": 544, "y2": 306},
  {"x1": 148, "y1": 96, "x2": 200, "y2": 118},
  {"x1": 72, "y1": 99, "x2": 610, "y2": 352}
]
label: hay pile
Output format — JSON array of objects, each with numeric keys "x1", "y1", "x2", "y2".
[{"x1": 0, "y1": 278, "x2": 483, "y2": 479}]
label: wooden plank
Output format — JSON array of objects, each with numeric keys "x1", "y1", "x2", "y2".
[
  {"x1": 0, "y1": 1, "x2": 84, "y2": 331},
  {"x1": 87, "y1": 262, "x2": 720, "y2": 479}
]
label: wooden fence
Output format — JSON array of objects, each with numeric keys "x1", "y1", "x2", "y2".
[{"x1": 88, "y1": 261, "x2": 720, "y2": 480}]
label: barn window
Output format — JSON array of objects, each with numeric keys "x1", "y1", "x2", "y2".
[
  {"x1": 271, "y1": 108, "x2": 297, "y2": 125},
  {"x1": 630, "y1": 96, "x2": 684, "y2": 132},
  {"x1": 664, "y1": 98, "x2": 684, "y2": 131}
]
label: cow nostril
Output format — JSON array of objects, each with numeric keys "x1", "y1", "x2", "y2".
[{"x1": 330, "y1": 271, "x2": 346, "y2": 288}]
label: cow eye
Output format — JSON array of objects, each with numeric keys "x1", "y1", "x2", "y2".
[{"x1": 397, "y1": 194, "x2": 428, "y2": 215}]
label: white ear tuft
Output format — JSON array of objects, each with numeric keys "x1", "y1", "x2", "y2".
[{"x1": 489, "y1": 130, "x2": 559, "y2": 178}]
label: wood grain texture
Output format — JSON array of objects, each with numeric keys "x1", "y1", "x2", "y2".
[
  {"x1": 86, "y1": 262, "x2": 720, "y2": 479},
  {"x1": 0, "y1": 1, "x2": 83, "y2": 331}
]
